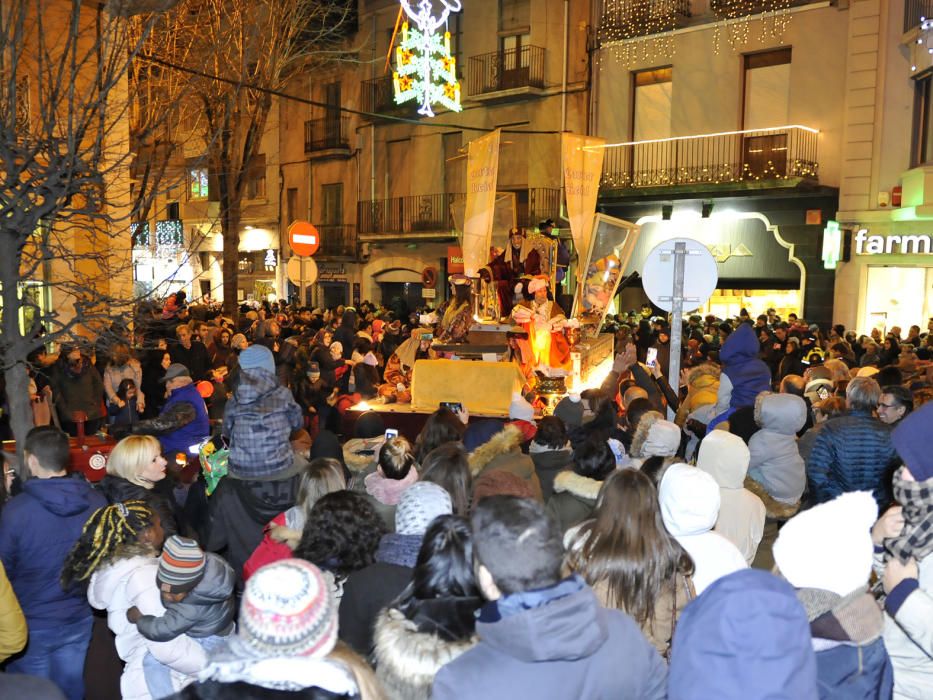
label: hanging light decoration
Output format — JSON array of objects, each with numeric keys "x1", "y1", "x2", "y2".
[
  {"x1": 598, "y1": 0, "x2": 687, "y2": 67},
  {"x1": 711, "y1": 0, "x2": 793, "y2": 54}
]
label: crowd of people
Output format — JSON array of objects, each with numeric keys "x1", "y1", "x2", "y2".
[{"x1": 0, "y1": 288, "x2": 932, "y2": 700}]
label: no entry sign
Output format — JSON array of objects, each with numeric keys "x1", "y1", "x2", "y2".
[{"x1": 288, "y1": 221, "x2": 321, "y2": 257}]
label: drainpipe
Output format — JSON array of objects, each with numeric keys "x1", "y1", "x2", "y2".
[{"x1": 561, "y1": 0, "x2": 569, "y2": 134}]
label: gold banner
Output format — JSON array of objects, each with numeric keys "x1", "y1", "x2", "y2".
[
  {"x1": 562, "y1": 133, "x2": 605, "y2": 266},
  {"x1": 462, "y1": 129, "x2": 501, "y2": 277}
]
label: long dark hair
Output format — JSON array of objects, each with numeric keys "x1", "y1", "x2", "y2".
[
  {"x1": 567, "y1": 469, "x2": 693, "y2": 625},
  {"x1": 420, "y1": 442, "x2": 472, "y2": 516},
  {"x1": 413, "y1": 408, "x2": 464, "y2": 462},
  {"x1": 294, "y1": 491, "x2": 386, "y2": 578}
]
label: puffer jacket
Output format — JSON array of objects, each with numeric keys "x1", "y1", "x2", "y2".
[
  {"x1": 87, "y1": 555, "x2": 207, "y2": 700},
  {"x1": 0, "y1": 560, "x2": 26, "y2": 662},
  {"x1": 719, "y1": 324, "x2": 773, "y2": 410},
  {"x1": 697, "y1": 431, "x2": 766, "y2": 565},
  {"x1": 468, "y1": 424, "x2": 543, "y2": 502},
  {"x1": 374, "y1": 600, "x2": 479, "y2": 700},
  {"x1": 806, "y1": 410, "x2": 899, "y2": 510},
  {"x1": 675, "y1": 364, "x2": 721, "y2": 427},
  {"x1": 545, "y1": 470, "x2": 602, "y2": 534},
  {"x1": 223, "y1": 367, "x2": 303, "y2": 479},
  {"x1": 135, "y1": 553, "x2": 235, "y2": 641},
  {"x1": 747, "y1": 392, "x2": 808, "y2": 505}
]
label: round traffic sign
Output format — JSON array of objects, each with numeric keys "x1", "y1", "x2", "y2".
[
  {"x1": 288, "y1": 221, "x2": 320, "y2": 257},
  {"x1": 642, "y1": 238, "x2": 718, "y2": 313},
  {"x1": 286, "y1": 256, "x2": 318, "y2": 286}
]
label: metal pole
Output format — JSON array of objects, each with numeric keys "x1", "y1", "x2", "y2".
[
  {"x1": 667, "y1": 241, "x2": 686, "y2": 421},
  {"x1": 299, "y1": 257, "x2": 305, "y2": 308}
]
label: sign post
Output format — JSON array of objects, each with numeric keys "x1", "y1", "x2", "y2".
[
  {"x1": 288, "y1": 221, "x2": 321, "y2": 306},
  {"x1": 642, "y1": 238, "x2": 718, "y2": 419}
]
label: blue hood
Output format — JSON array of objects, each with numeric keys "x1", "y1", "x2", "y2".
[
  {"x1": 669, "y1": 569, "x2": 818, "y2": 700},
  {"x1": 720, "y1": 323, "x2": 761, "y2": 366},
  {"x1": 234, "y1": 367, "x2": 282, "y2": 405},
  {"x1": 23, "y1": 474, "x2": 102, "y2": 518}
]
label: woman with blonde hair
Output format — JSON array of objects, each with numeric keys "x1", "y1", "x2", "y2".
[
  {"x1": 243, "y1": 458, "x2": 347, "y2": 581},
  {"x1": 97, "y1": 435, "x2": 177, "y2": 536}
]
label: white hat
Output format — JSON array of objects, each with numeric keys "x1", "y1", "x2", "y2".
[
  {"x1": 509, "y1": 392, "x2": 535, "y2": 422},
  {"x1": 642, "y1": 419, "x2": 681, "y2": 458},
  {"x1": 395, "y1": 482, "x2": 453, "y2": 536},
  {"x1": 773, "y1": 491, "x2": 877, "y2": 597},
  {"x1": 659, "y1": 463, "x2": 721, "y2": 537}
]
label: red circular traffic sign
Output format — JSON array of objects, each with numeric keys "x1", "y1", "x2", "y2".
[{"x1": 288, "y1": 221, "x2": 320, "y2": 257}]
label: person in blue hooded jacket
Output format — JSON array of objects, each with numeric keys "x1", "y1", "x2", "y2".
[
  {"x1": 668, "y1": 568, "x2": 819, "y2": 700},
  {"x1": 0, "y1": 426, "x2": 107, "y2": 700},
  {"x1": 708, "y1": 322, "x2": 773, "y2": 432},
  {"x1": 432, "y1": 496, "x2": 666, "y2": 700}
]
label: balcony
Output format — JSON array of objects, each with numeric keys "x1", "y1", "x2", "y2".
[
  {"x1": 905, "y1": 0, "x2": 933, "y2": 32},
  {"x1": 358, "y1": 194, "x2": 457, "y2": 238},
  {"x1": 468, "y1": 45, "x2": 545, "y2": 102},
  {"x1": 360, "y1": 76, "x2": 420, "y2": 121},
  {"x1": 357, "y1": 188, "x2": 563, "y2": 238},
  {"x1": 315, "y1": 224, "x2": 357, "y2": 258},
  {"x1": 599, "y1": 0, "x2": 691, "y2": 41},
  {"x1": 600, "y1": 125, "x2": 819, "y2": 193},
  {"x1": 304, "y1": 116, "x2": 351, "y2": 158}
]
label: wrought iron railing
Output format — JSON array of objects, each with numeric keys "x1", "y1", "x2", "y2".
[
  {"x1": 315, "y1": 224, "x2": 357, "y2": 257},
  {"x1": 709, "y1": 0, "x2": 818, "y2": 18},
  {"x1": 304, "y1": 116, "x2": 349, "y2": 152},
  {"x1": 357, "y1": 194, "x2": 458, "y2": 234},
  {"x1": 468, "y1": 45, "x2": 545, "y2": 96},
  {"x1": 526, "y1": 188, "x2": 562, "y2": 229},
  {"x1": 601, "y1": 125, "x2": 819, "y2": 189},
  {"x1": 599, "y1": 0, "x2": 691, "y2": 41},
  {"x1": 905, "y1": 0, "x2": 933, "y2": 31}
]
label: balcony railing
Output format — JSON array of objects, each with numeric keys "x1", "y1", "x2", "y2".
[
  {"x1": 358, "y1": 194, "x2": 457, "y2": 235},
  {"x1": 599, "y1": 0, "x2": 691, "y2": 41},
  {"x1": 357, "y1": 188, "x2": 564, "y2": 235},
  {"x1": 304, "y1": 116, "x2": 350, "y2": 152},
  {"x1": 601, "y1": 125, "x2": 819, "y2": 190},
  {"x1": 468, "y1": 45, "x2": 545, "y2": 96},
  {"x1": 315, "y1": 224, "x2": 357, "y2": 257},
  {"x1": 905, "y1": 0, "x2": 933, "y2": 32}
]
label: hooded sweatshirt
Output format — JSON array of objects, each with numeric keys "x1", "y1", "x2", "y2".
[
  {"x1": 432, "y1": 575, "x2": 667, "y2": 700},
  {"x1": 719, "y1": 323, "x2": 772, "y2": 410},
  {"x1": 660, "y1": 464, "x2": 748, "y2": 594},
  {"x1": 0, "y1": 474, "x2": 107, "y2": 629},
  {"x1": 668, "y1": 569, "x2": 818, "y2": 700},
  {"x1": 223, "y1": 367, "x2": 303, "y2": 479},
  {"x1": 747, "y1": 392, "x2": 808, "y2": 505},
  {"x1": 697, "y1": 431, "x2": 766, "y2": 565}
]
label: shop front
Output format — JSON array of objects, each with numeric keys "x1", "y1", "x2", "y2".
[{"x1": 831, "y1": 221, "x2": 933, "y2": 336}]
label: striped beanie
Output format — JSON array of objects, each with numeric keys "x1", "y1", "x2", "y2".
[
  {"x1": 157, "y1": 536, "x2": 206, "y2": 593},
  {"x1": 234, "y1": 559, "x2": 337, "y2": 659}
]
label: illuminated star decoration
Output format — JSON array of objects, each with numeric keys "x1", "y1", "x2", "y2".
[{"x1": 393, "y1": 0, "x2": 462, "y2": 118}]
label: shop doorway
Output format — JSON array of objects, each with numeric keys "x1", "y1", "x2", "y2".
[
  {"x1": 380, "y1": 282, "x2": 424, "y2": 316},
  {"x1": 863, "y1": 266, "x2": 932, "y2": 336},
  {"x1": 318, "y1": 282, "x2": 349, "y2": 310},
  {"x1": 702, "y1": 288, "x2": 801, "y2": 321}
]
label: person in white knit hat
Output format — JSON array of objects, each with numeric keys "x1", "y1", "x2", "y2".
[
  {"x1": 659, "y1": 463, "x2": 747, "y2": 594},
  {"x1": 628, "y1": 411, "x2": 682, "y2": 469},
  {"x1": 773, "y1": 492, "x2": 893, "y2": 699}
]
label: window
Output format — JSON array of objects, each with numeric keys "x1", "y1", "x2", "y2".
[
  {"x1": 443, "y1": 131, "x2": 464, "y2": 194},
  {"x1": 633, "y1": 67, "x2": 672, "y2": 141},
  {"x1": 743, "y1": 49, "x2": 791, "y2": 130},
  {"x1": 499, "y1": 0, "x2": 529, "y2": 32},
  {"x1": 188, "y1": 167, "x2": 209, "y2": 200},
  {"x1": 321, "y1": 183, "x2": 343, "y2": 226},
  {"x1": 246, "y1": 154, "x2": 266, "y2": 200},
  {"x1": 913, "y1": 74, "x2": 933, "y2": 167},
  {"x1": 287, "y1": 188, "x2": 298, "y2": 225},
  {"x1": 449, "y1": 11, "x2": 463, "y2": 76}
]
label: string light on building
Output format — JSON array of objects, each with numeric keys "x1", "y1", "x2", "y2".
[
  {"x1": 711, "y1": 0, "x2": 793, "y2": 54},
  {"x1": 393, "y1": 0, "x2": 462, "y2": 118},
  {"x1": 598, "y1": 0, "x2": 683, "y2": 67}
]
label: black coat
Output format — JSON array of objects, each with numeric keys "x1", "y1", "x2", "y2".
[
  {"x1": 338, "y1": 562, "x2": 412, "y2": 656},
  {"x1": 96, "y1": 474, "x2": 178, "y2": 538}
]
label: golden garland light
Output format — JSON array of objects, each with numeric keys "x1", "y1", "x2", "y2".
[
  {"x1": 711, "y1": 0, "x2": 793, "y2": 54},
  {"x1": 599, "y1": 0, "x2": 686, "y2": 67}
]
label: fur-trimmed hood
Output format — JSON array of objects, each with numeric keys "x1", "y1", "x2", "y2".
[
  {"x1": 630, "y1": 411, "x2": 680, "y2": 459},
  {"x1": 754, "y1": 392, "x2": 807, "y2": 436},
  {"x1": 687, "y1": 363, "x2": 721, "y2": 391},
  {"x1": 744, "y1": 475, "x2": 800, "y2": 520},
  {"x1": 552, "y1": 469, "x2": 603, "y2": 502},
  {"x1": 374, "y1": 607, "x2": 476, "y2": 700},
  {"x1": 468, "y1": 423, "x2": 524, "y2": 477}
]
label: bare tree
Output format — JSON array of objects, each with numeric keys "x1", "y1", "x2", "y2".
[
  {"x1": 0, "y1": 0, "x2": 196, "y2": 451},
  {"x1": 143, "y1": 0, "x2": 355, "y2": 319}
]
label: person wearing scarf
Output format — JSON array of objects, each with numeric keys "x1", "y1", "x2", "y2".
[
  {"x1": 484, "y1": 228, "x2": 541, "y2": 317},
  {"x1": 378, "y1": 328, "x2": 433, "y2": 404},
  {"x1": 874, "y1": 401, "x2": 933, "y2": 700}
]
